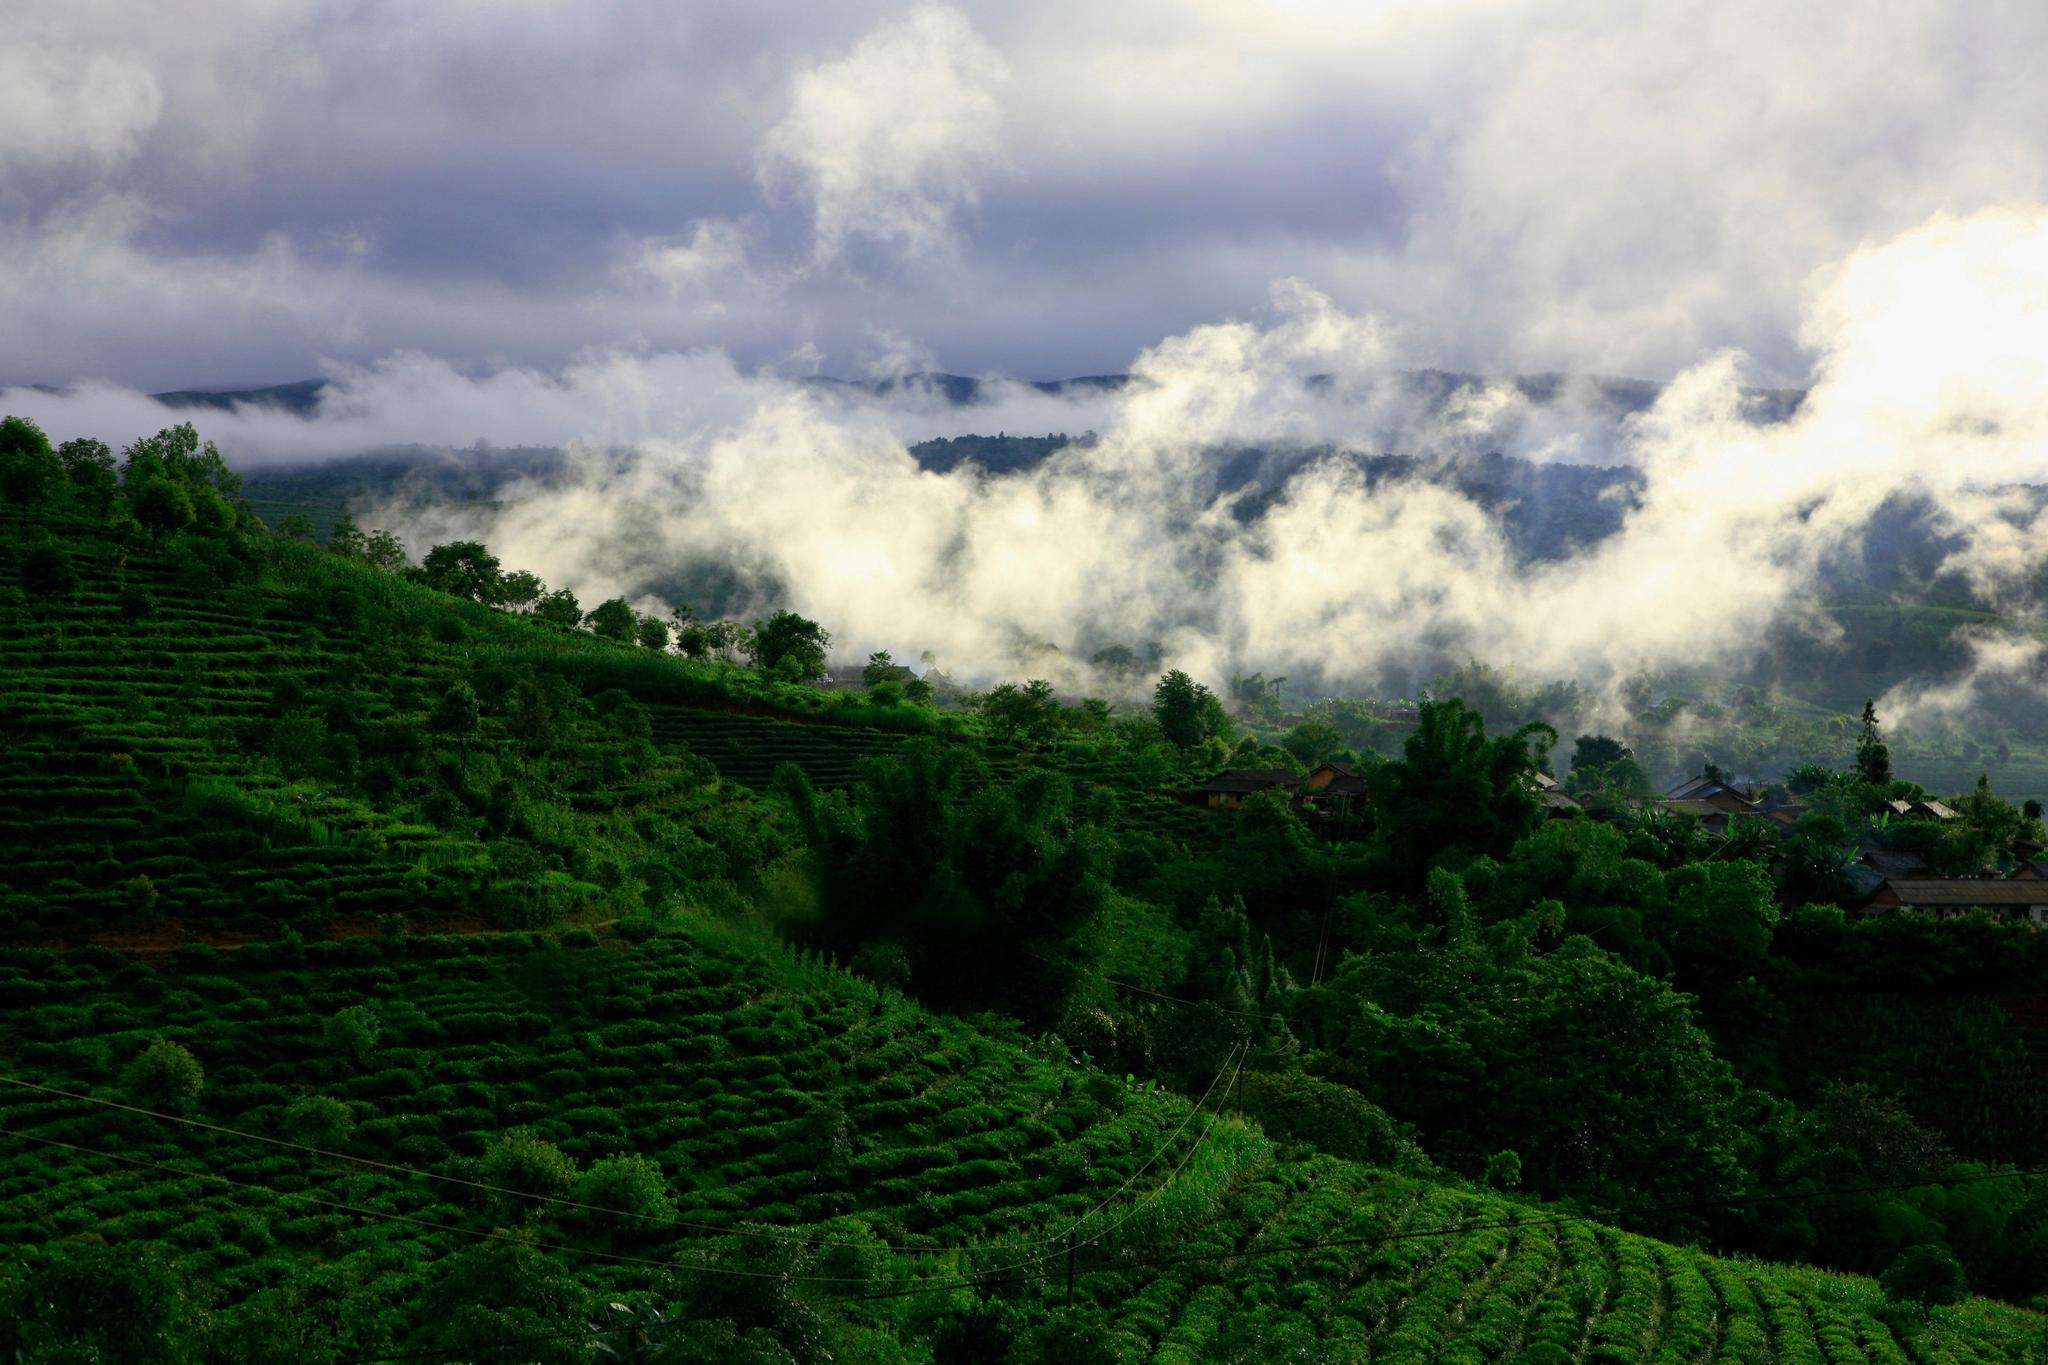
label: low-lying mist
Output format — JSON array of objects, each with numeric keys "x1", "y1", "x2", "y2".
[{"x1": 10, "y1": 208, "x2": 2048, "y2": 739}]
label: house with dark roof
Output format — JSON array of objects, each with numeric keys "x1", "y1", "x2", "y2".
[
  {"x1": 1647, "y1": 774, "x2": 1760, "y2": 834},
  {"x1": 1531, "y1": 770, "x2": 1581, "y2": 818},
  {"x1": 1757, "y1": 791, "x2": 1813, "y2": 826},
  {"x1": 819, "y1": 661, "x2": 925, "y2": 691},
  {"x1": 1662, "y1": 775, "x2": 1758, "y2": 815},
  {"x1": 1860, "y1": 848, "x2": 1933, "y2": 880},
  {"x1": 1299, "y1": 761, "x2": 1369, "y2": 824},
  {"x1": 1198, "y1": 768, "x2": 1303, "y2": 811},
  {"x1": 1868, "y1": 879, "x2": 2048, "y2": 925},
  {"x1": 1302, "y1": 761, "x2": 1368, "y2": 800}
]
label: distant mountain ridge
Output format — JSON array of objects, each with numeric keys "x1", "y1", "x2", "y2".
[
  {"x1": 142, "y1": 369, "x2": 1806, "y2": 420},
  {"x1": 148, "y1": 378, "x2": 329, "y2": 415}
]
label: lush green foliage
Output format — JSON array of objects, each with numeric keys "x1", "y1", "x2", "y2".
[{"x1": 2, "y1": 414, "x2": 2045, "y2": 1359}]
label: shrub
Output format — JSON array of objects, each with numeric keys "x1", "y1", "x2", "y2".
[
  {"x1": 122, "y1": 1039, "x2": 205, "y2": 1116},
  {"x1": 10, "y1": 1240, "x2": 202, "y2": 1361},
  {"x1": 281, "y1": 1094, "x2": 356, "y2": 1147},
  {"x1": 849, "y1": 941, "x2": 912, "y2": 991},
  {"x1": 1880, "y1": 1243, "x2": 1967, "y2": 1306},
  {"x1": 122, "y1": 875, "x2": 160, "y2": 916},
  {"x1": 479, "y1": 1129, "x2": 579, "y2": 1207},
  {"x1": 572, "y1": 1154, "x2": 675, "y2": 1230},
  {"x1": 323, "y1": 1005, "x2": 381, "y2": 1066},
  {"x1": 117, "y1": 585, "x2": 157, "y2": 620},
  {"x1": 20, "y1": 544, "x2": 77, "y2": 599}
]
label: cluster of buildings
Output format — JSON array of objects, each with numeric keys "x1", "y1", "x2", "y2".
[{"x1": 1186, "y1": 765, "x2": 2047, "y2": 925}]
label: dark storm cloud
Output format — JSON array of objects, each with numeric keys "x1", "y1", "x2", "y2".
[{"x1": 4, "y1": 1, "x2": 2048, "y2": 389}]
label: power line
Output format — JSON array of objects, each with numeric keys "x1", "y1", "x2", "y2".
[
  {"x1": 0, "y1": 1047, "x2": 1243, "y2": 1261},
  {"x1": 3, "y1": 1128, "x2": 780, "y2": 1277},
  {"x1": 820, "y1": 1161, "x2": 2048, "y2": 1306},
  {"x1": 1018, "y1": 944, "x2": 1291, "y2": 1025},
  {"x1": 2, "y1": 1042, "x2": 1248, "y2": 1296},
  {"x1": 351, "y1": 1048, "x2": 1254, "y2": 1364},
  {"x1": 347, "y1": 1315, "x2": 683, "y2": 1364},
  {"x1": 22, "y1": 1118, "x2": 2043, "y2": 1355},
  {"x1": 1037, "y1": 1042, "x2": 1244, "y2": 1247}
]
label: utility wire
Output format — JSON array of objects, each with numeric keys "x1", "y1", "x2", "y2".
[
  {"x1": 363, "y1": 1140, "x2": 2048, "y2": 1360},
  {"x1": 1017, "y1": 944, "x2": 1291, "y2": 1025},
  {"x1": 347, "y1": 1316, "x2": 683, "y2": 1364},
  {"x1": 0, "y1": 1046, "x2": 1242, "y2": 1261},
  {"x1": 343, "y1": 1048, "x2": 1255, "y2": 1364},
  {"x1": 24, "y1": 1116, "x2": 2043, "y2": 1356},
  {"x1": 3, "y1": 1043, "x2": 1249, "y2": 1299},
  {"x1": 2, "y1": 1128, "x2": 795, "y2": 1278},
  {"x1": 820, "y1": 1161, "x2": 2048, "y2": 1304}
]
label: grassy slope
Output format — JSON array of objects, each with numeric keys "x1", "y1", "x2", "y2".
[
  {"x1": 0, "y1": 515, "x2": 2042, "y2": 1356},
  {"x1": 0, "y1": 512, "x2": 1218, "y2": 945},
  {"x1": 3, "y1": 924, "x2": 2040, "y2": 1360}
]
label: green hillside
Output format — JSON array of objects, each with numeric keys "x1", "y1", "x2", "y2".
[
  {"x1": 1, "y1": 415, "x2": 2045, "y2": 1360},
  {"x1": 5, "y1": 925, "x2": 2041, "y2": 1361}
]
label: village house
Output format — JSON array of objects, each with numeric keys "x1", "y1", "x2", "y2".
[
  {"x1": 1196, "y1": 768, "x2": 1304, "y2": 811},
  {"x1": 1647, "y1": 774, "x2": 1759, "y2": 835},
  {"x1": 1867, "y1": 878, "x2": 2048, "y2": 925},
  {"x1": 1531, "y1": 770, "x2": 1581, "y2": 818},
  {"x1": 1859, "y1": 847, "x2": 1933, "y2": 880},
  {"x1": 818, "y1": 661, "x2": 932, "y2": 691},
  {"x1": 1884, "y1": 798, "x2": 1960, "y2": 821},
  {"x1": 1300, "y1": 761, "x2": 1370, "y2": 822},
  {"x1": 1662, "y1": 775, "x2": 1759, "y2": 815}
]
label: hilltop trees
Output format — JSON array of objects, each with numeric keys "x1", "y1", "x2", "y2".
[
  {"x1": 586, "y1": 597, "x2": 637, "y2": 643},
  {"x1": 0, "y1": 416, "x2": 61, "y2": 506},
  {"x1": 635, "y1": 613, "x2": 670, "y2": 651},
  {"x1": 533, "y1": 587, "x2": 583, "y2": 629},
  {"x1": 750, "y1": 609, "x2": 830, "y2": 681},
  {"x1": 420, "y1": 541, "x2": 502, "y2": 603},
  {"x1": 1857, "y1": 699, "x2": 1894, "y2": 787},
  {"x1": 1367, "y1": 699, "x2": 1554, "y2": 878},
  {"x1": 56, "y1": 438, "x2": 118, "y2": 515},
  {"x1": 1153, "y1": 669, "x2": 1229, "y2": 749},
  {"x1": 122, "y1": 1039, "x2": 205, "y2": 1116},
  {"x1": 130, "y1": 476, "x2": 196, "y2": 539},
  {"x1": 686, "y1": 618, "x2": 751, "y2": 663},
  {"x1": 979, "y1": 679, "x2": 1061, "y2": 745},
  {"x1": 776, "y1": 741, "x2": 1099, "y2": 1021},
  {"x1": 497, "y1": 568, "x2": 545, "y2": 612}
]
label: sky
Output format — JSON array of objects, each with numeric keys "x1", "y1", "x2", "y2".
[
  {"x1": 9, "y1": 1, "x2": 2048, "y2": 722},
  {"x1": 7, "y1": 0, "x2": 2047, "y2": 391}
]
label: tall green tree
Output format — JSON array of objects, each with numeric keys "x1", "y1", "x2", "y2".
[
  {"x1": 586, "y1": 597, "x2": 637, "y2": 643},
  {"x1": 497, "y1": 568, "x2": 545, "y2": 611},
  {"x1": 129, "y1": 477, "x2": 195, "y2": 539},
  {"x1": 55, "y1": 437, "x2": 117, "y2": 515},
  {"x1": 776, "y1": 741, "x2": 1098, "y2": 1022},
  {"x1": 533, "y1": 587, "x2": 582, "y2": 629},
  {"x1": 326, "y1": 514, "x2": 367, "y2": 559},
  {"x1": 749, "y1": 609, "x2": 830, "y2": 680},
  {"x1": 420, "y1": 541, "x2": 502, "y2": 603},
  {"x1": 0, "y1": 415, "x2": 60, "y2": 506},
  {"x1": 979, "y1": 679, "x2": 1061, "y2": 745},
  {"x1": 1368, "y1": 699, "x2": 1554, "y2": 879},
  {"x1": 1153, "y1": 669, "x2": 1227, "y2": 749},
  {"x1": 635, "y1": 612, "x2": 671, "y2": 651},
  {"x1": 1856, "y1": 699, "x2": 1894, "y2": 787},
  {"x1": 361, "y1": 528, "x2": 409, "y2": 572}
]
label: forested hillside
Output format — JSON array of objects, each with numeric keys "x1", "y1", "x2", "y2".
[{"x1": 1, "y1": 413, "x2": 2044, "y2": 1361}]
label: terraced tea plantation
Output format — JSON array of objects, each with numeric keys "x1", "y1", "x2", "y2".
[
  {"x1": 3, "y1": 923, "x2": 2036, "y2": 1361},
  {"x1": 0, "y1": 513, "x2": 1231, "y2": 948}
]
